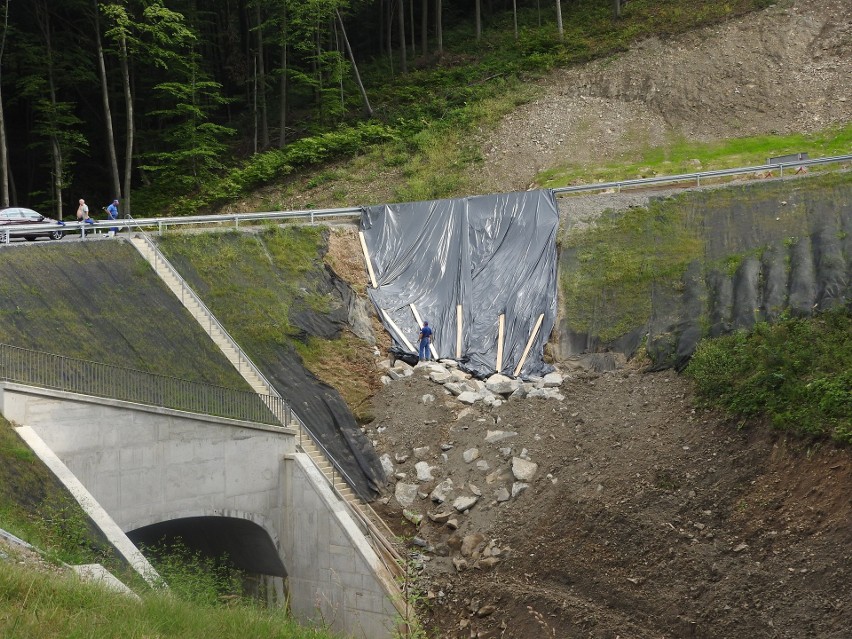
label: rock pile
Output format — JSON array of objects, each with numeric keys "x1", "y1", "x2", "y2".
[
  {"x1": 376, "y1": 358, "x2": 567, "y2": 577},
  {"x1": 379, "y1": 359, "x2": 565, "y2": 406}
]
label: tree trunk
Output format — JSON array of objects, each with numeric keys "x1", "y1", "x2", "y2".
[
  {"x1": 36, "y1": 0, "x2": 63, "y2": 219},
  {"x1": 119, "y1": 31, "x2": 133, "y2": 216},
  {"x1": 93, "y1": 0, "x2": 120, "y2": 201},
  {"x1": 421, "y1": 0, "x2": 428, "y2": 55},
  {"x1": 513, "y1": 0, "x2": 518, "y2": 40},
  {"x1": 386, "y1": 0, "x2": 393, "y2": 73},
  {"x1": 397, "y1": 0, "x2": 407, "y2": 73},
  {"x1": 256, "y1": 3, "x2": 268, "y2": 149},
  {"x1": 252, "y1": 56, "x2": 258, "y2": 154},
  {"x1": 336, "y1": 10, "x2": 372, "y2": 118},
  {"x1": 555, "y1": 0, "x2": 564, "y2": 41},
  {"x1": 613, "y1": 0, "x2": 622, "y2": 19},
  {"x1": 475, "y1": 0, "x2": 481, "y2": 40},
  {"x1": 278, "y1": 18, "x2": 287, "y2": 148},
  {"x1": 409, "y1": 0, "x2": 415, "y2": 57},
  {"x1": 0, "y1": 0, "x2": 9, "y2": 207},
  {"x1": 436, "y1": 0, "x2": 442, "y2": 53}
]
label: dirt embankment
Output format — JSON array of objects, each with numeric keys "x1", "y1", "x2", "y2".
[
  {"x1": 477, "y1": 0, "x2": 852, "y2": 192},
  {"x1": 354, "y1": 4, "x2": 852, "y2": 634},
  {"x1": 367, "y1": 362, "x2": 851, "y2": 638}
]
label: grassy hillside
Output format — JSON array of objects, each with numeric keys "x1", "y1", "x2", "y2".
[
  {"x1": 157, "y1": 226, "x2": 379, "y2": 421},
  {"x1": 0, "y1": 560, "x2": 337, "y2": 639},
  {"x1": 0, "y1": 241, "x2": 248, "y2": 390}
]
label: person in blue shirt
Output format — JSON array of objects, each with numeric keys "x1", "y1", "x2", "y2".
[
  {"x1": 418, "y1": 321, "x2": 433, "y2": 362},
  {"x1": 105, "y1": 199, "x2": 119, "y2": 235}
]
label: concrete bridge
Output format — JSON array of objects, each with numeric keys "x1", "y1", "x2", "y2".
[{"x1": 0, "y1": 381, "x2": 401, "y2": 638}]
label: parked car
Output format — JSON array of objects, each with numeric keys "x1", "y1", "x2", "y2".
[{"x1": 0, "y1": 207, "x2": 64, "y2": 241}]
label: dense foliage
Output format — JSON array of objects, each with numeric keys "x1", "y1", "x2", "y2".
[
  {"x1": 685, "y1": 310, "x2": 852, "y2": 444},
  {"x1": 0, "y1": 0, "x2": 777, "y2": 218}
]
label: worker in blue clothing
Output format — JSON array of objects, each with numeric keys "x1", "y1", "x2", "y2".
[
  {"x1": 105, "y1": 199, "x2": 119, "y2": 235},
  {"x1": 418, "y1": 321, "x2": 433, "y2": 362}
]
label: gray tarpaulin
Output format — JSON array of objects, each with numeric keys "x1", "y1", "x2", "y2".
[{"x1": 360, "y1": 190, "x2": 559, "y2": 378}]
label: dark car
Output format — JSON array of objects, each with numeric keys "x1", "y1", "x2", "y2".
[{"x1": 0, "y1": 207, "x2": 64, "y2": 241}]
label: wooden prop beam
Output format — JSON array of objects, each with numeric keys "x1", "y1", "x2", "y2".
[
  {"x1": 514, "y1": 313, "x2": 544, "y2": 377},
  {"x1": 456, "y1": 305, "x2": 463, "y2": 359},
  {"x1": 382, "y1": 309, "x2": 415, "y2": 352},
  {"x1": 358, "y1": 231, "x2": 378, "y2": 289},
  {"x1": 410, "y1": 303, "x2": 439, "y2": 360},
  {"x1": 496, "y1": 314, "x2": 505, "y2": 372}
]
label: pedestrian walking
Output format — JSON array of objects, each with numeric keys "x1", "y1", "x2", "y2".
[
  {"x1": 105, "y1": 199, "x2": 119, "y2": 235},
  {"x1": 418, "y1": 321, "x2": 433, "y2": 362}
]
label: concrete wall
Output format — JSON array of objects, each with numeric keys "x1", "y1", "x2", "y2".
[
  {"x1": 0, "y1": 382, "x2": 293, "y2": 533},
  {"x1": 1, "y1": 382, "x2": 401, "y2": 638},
  {"x1": 282, "y1": 453, "x2": 402, "y2": 639}
]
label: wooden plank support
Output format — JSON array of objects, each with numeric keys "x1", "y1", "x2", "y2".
[
  {"x1": 496, "y1": 314, "x2": 505, "y2": 372},
  {"x1": 456, "y1": 305, "x2": 463, "y2": 359},
  {"x1": 358, "y1": 231, "x2": 378, "y2": 289},
  {"x1": 410, "y1": 303, "x2": 439, "y2": 360},
  {"x1": 382, "y1": 309, "x2": 415, "y2": 352},
  {"x1": 514, "y1": 313, "x2": 544, "y2": 377}
]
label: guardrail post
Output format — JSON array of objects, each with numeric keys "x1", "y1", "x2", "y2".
[{"x1": 780, "y1": 164, "x2": 784, "y2": 178}]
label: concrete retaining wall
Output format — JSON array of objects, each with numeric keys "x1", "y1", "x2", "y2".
[
  {"x1": 0, "y1": 382, "x2": 401, "y2": 638},
  {"x1": 0, "y1": 382, "x2": 294, "y2": 532},
  {"x1": 282, "y1": 452, "x2": 402, "y2": 639}
]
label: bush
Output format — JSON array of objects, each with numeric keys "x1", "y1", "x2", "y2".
[{"x1": 685, "y1": 310, "x2": 852, "y2": 443}]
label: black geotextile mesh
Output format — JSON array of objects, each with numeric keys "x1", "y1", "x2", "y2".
[
  {"x1": 360, "y1": 190, "x2": 559, "y2": 378},
  {"x1": 562, "y1": 174, "x2": 852, "y2": 371}
]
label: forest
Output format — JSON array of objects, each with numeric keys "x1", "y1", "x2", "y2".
[{"x1": 0, "y1": 0, "x2": 764, "y2": 219}]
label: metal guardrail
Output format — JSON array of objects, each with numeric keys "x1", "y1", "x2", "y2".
[
  {"x1": 1, "y1": 154, "x2": 849, "y2": 245},
  {"x1": 0, "y1": 342, "x2": 290, "y2": 426},
  {"x1": 551, "y1": 153, "x2": 852, "y2": 195}
]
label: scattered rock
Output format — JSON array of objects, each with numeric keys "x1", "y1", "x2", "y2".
[
  {"x1": 395, "y1": 482, "x2": 419, "y2": 508},
  {"x1": 511, "y1": 457, "x2": 539, "y2": 482},
  {"x1": 403, "y1": 510, "x2": 423, "y2": 526},
  {"x1": 415, "y1": 461, "x2": 435, "y2": 481},
  {"x1": 430, "y1": 479, "x2": 454, "y2": 503},
  {"x1": 453, "y1": 495, "x2": 480, "y2": 512},
  {"x1": 461, "y1": 533, "x2": 486, "y2": 557},
  {"x1": 380, "y1": 453, "x2": 395, "y2": 480},
  {"x1": 485, "y1": 430, "x2": 518, "y2": 443},
  {"x1": 463, "y1": 448, "x2": 481, "y2": 463},
  {"x1": 511, "y1": 482, "x2": 529, "y2": 498}
]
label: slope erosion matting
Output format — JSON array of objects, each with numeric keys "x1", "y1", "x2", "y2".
[
  {"x1": 0, "y1": 241, "x2": 247, "y2": 389},
  {"x1": 557, "y1": 172, "x2": 852, "y2": 369},
  {"x1": 156, "y1": 227, "x2": 384, "y2": 500}
]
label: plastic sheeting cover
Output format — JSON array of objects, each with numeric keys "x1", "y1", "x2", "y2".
[{"x1": 360, "y1": 190, "x2": 559, "y2": 378}]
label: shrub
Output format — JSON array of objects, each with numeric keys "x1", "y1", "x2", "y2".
[{"x1": 685, "y1": 310, "x2": 852, "y2": 443}]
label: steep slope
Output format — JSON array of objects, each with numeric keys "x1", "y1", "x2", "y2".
[{"x1": 478, "y1": 0, "x2": 851, "y2": 192}]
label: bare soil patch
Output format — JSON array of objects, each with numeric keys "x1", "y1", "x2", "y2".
[
  {"x1": 476, "y1": 0, "x2": 852, "y2": 192},
  {"x1": 367, "y1": 363, "x2": 851, "y2": 638}
]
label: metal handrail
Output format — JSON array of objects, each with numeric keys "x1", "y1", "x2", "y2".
[
  {"x1": 135, "y1": 236, "x2": 381, "y2": 500},
  {"x1": 0, "y1": 342, "x2": 287, "y2": 426},
  {"x1": 551, "y1": 153, "x2": 852, "y2": 195},
  {"x1": 133, "y1": 233, "x2": 404, "y2": 576}
]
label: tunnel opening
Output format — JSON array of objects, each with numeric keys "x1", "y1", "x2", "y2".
[{"x1": 128, "y1": 516, "x2": 287, "y2": 606}]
